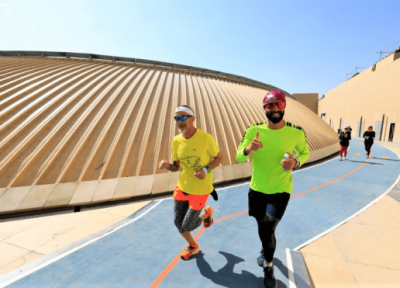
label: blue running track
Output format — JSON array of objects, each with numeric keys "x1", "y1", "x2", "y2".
[{"x1": 2, "y1": 140, "x2": 400, "y2": 288}]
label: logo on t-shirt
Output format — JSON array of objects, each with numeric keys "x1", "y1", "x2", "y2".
[{"x1": 180, "y1": 156, "x2": 201, "y2": 170}]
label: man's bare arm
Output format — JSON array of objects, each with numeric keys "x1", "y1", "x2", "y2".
[{"x1": 207, "y1": 152, "x2": 223, "y2": 170}]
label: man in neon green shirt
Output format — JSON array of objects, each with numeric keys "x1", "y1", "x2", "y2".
[{"x1": 236, "y1": 90, "x2": 310, "y2": 288}]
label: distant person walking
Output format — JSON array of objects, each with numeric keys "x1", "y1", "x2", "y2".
[
  {"x1": 339, "y1": 127, "x2": 351, "y2": 160},
  {"x1": 159, "y1": 105, "x2": 223, "y2": 260},
  {"x1": 363, "y1": 126, "x2": 375, "y2": 158}
]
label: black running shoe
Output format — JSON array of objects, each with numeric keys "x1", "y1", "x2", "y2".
[
  {"x1": 257, "y1": 248, "x2": 265, "y2": 267},
  {"x1": 263, "y1": 265, "x2": 278, "y2": 288}
]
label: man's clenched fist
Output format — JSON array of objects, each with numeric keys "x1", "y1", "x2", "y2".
[
  {"x1": 193, "y1": 168, "x2": 206, "y2": 180},
  {"x1": 281, "y1": 151, "x2": 296, "y2": 171},
  {"x1": 158, "y1": 160, "x2": 169, "y2": 170}
]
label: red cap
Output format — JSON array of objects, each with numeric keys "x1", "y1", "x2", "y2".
[{"x1": 263, "y1": 89, "x2": 286, "y2": 106}]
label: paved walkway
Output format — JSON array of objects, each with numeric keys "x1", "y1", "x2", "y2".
[
  {"x1": 301, "y1": 141, "x2": 400, "y2": 288},
  {"x1": 0, "y1": 139, "x2": 399, "y2": 287}
]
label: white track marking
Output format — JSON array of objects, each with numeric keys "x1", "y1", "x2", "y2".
[{"x1": 286, "y1": 248, "x2": 297, "y2": 288}]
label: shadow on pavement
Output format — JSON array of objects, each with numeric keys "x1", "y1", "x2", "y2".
[
  {"x1": 272, "y1": 258, "x2": 289, "y2": 288},
  {"x1": 344, "y1": 160, "x2": 383, "y2": 165},
  {"x1": 195, "y1": 251, "x2": 288, "y2": 288},
  {"x1": 372, "y1": 157, "x2": 400, "y2": 162}
]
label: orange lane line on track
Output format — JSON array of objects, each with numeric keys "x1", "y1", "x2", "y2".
[
  {"x1": 290, "y1": 151, "x2": 371, "y2": 199},
  {"x1": 149, "y1": 152, "x2": 372, "y2": 288},
  {"x1": 148, "y1": 227, "x2": 205, "y2": 288},
  {"x1": 214, "y1": 210, "x2": 248, "y2": 223}
]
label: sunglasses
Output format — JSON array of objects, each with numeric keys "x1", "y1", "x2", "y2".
[
  {"x1": 174, "y1": 115, "x2": 192, "y2": 122},
  {"x1": 264, "y1": 102, "x2": 286, "y2": 110}
]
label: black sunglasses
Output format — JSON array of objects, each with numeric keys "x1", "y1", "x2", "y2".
[{"x1": 174, "y1": 115, "x2": 192, "y2": 122}]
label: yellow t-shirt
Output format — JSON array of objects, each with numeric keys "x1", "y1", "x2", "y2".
[{"x1": 172, "y1": 129, "x2": 220, "y2": 195}]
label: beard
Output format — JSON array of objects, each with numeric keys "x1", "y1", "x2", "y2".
[
  {"x1": 266, "y1": 111, "x2": 284, "y2": 124},
  {"x1": 178, "y1": 125, "x2": 187, "y2": 133}
]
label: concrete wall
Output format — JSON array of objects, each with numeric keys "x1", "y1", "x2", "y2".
[
  {"x1": 319, "y1": 50, "x2": 400, "y2": 141},
  {"x1": 293, "y1": 93, "x2": 319, "y2": 115}
]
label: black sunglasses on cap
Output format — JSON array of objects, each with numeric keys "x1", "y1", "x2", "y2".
[{"x1": 174, "y1": 115, "x2": 192, "y2": 122}]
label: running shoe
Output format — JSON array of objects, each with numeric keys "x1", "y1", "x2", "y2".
[
  {"x1": 263, "y1": 263, "x2": 278, "y2": 288},
  {"x1": 180, "y1": 241, "x2": 199, "y2": 260},
  {"x1": 203, "y1": 206, "x2": 214, "y2": 228},
  {"x1": 339, "y1": 157, "x2": 342, "y2": 161},
  {"x1": 257, "y1": 248, "x2": 266, "y2": 267},
  {"x1": 344, "y1": 156, "x2": 347, "y2": 160}
]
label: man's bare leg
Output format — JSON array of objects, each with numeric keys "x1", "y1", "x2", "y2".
[{"x1": 181, "y1": 231, "x2": 195, "y2": 244}]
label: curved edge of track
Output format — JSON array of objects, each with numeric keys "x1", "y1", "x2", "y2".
[{"x1": 292, "y1": 143, "x2": 400, "y2": 251}]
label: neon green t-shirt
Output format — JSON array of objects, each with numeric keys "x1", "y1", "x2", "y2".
[
  {"x1": 236, "y1": 121, "x2": 310, "y2": 194},
  {"x1": 172, "y1": 129, "x2": 220, "y2": 195}
]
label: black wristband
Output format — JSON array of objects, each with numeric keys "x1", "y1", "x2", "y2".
[{"x1": 210, "y1": 190, "x2": 218, "y2": 201}]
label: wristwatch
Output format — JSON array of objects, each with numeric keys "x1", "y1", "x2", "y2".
[
  {"x1": 294, "y1": 158, "x2": 300, "y2": 168},
  {"x1": 202, "y1": 166, "x2": 212, "y2": 175}
]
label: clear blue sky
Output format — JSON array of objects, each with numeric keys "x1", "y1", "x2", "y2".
[{"x1": 1, "y1": 0, "x2": 399, "y2": 97}]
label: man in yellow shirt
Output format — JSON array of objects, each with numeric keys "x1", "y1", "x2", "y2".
[{"x1": 159, "y1": 105, "x2": 223, "y2": 260}]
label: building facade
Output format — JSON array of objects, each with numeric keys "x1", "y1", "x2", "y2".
[{"x1": 319, "y1": 49, "x2": 400, "y2": 141}]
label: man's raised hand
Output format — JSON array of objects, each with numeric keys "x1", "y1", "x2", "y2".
[{"x1": 246, "y1": 131, "x2": 263, "y2": 154}]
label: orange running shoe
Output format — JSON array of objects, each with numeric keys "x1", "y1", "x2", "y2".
[
  {"x1": 203, "y1": 206, "x2": 214, "y2": 228},
  {"x1": 180, "y1": 241, "x2": 199, "y2": 260}
]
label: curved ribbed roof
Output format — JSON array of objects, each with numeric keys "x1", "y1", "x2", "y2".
[
  {"x1": 0, "y1": 54, "x2": 339, "y2": 214},
  {"x1": 0, "y1": 50, "x2": 295, "y2": 100}
]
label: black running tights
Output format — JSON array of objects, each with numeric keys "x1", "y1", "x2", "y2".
[
  {"x1": 256, "y1": 206, "x2": 286, "y2": 263},
  {"x1": 248, "y1": 190, "x2": 289, "y2": 263},
  {"x1": 365, "y1": 141, "x2": 373, "y2": 156},
  {"x1": 174, "y1": 200, "x2": 203, "y2": 234}
]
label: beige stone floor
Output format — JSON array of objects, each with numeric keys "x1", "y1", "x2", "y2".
[
  {"x1": 0, "y1": 201, "x2": 150, "y2": 276},
  {"x1": 301, "y1": 143, "x2": 400, "y2": 288}
]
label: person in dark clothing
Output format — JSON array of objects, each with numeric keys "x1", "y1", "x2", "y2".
[
  {"x1": 363, "y1": 126, "x2": 375, "y2": 158},
  {"x1": 339, "y1": 127, "x2": 351, "y2": 160}
]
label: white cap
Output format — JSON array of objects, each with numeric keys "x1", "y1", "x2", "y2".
[{"x1": 175, "y1": 106, "x2": 194, "y2": 116}]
